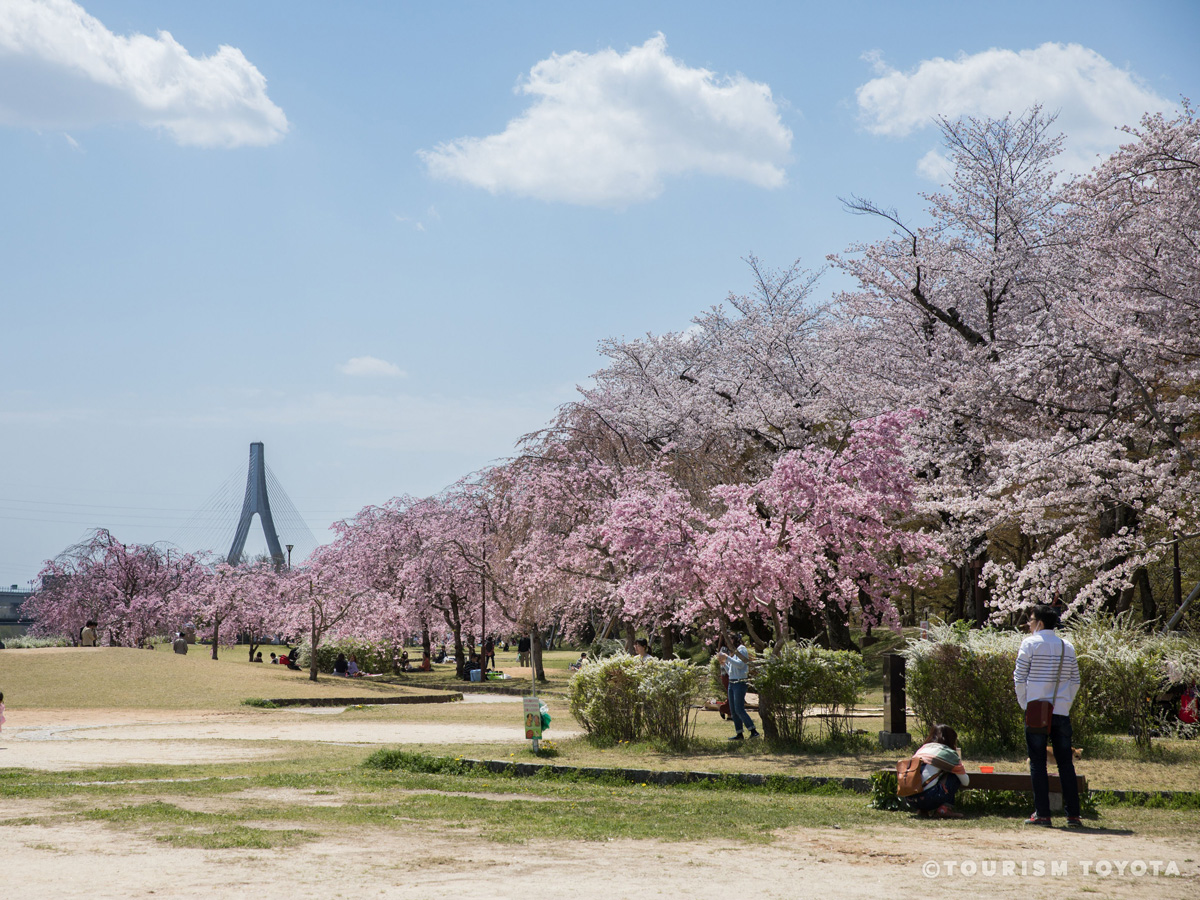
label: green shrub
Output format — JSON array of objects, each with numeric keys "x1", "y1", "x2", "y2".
[
  {"x1": 0, "y1": 635, "x2": 71, "y2": 649},
  {"x1": 904, "y1": 616, "x2": 1200, "y2": 755},
  {"x1": 1068, "y1": 614, "x2": 1171, "y2": 751},
  {"x1": 869, "y1": 770, "x2": 902, "y2": 810},
  {"x1": 752, "y1": 642, "x2": 867, "y2": 743},
  {"x1": 568, "y1": 656, "x2": 703, "y2": 749},
  {"x1": 294, "y1": 637, "x2": 407, "y2": 675},
  {"x1": 904, "y1": 625, "x2": 1025, "y2": 753}
]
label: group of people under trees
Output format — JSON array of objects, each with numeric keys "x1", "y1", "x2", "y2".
[{"x1": 903, "y1": 604, "x2": 1083, "y2": 826}]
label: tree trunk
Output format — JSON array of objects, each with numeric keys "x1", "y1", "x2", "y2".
[
  {"x1": 624, "y1": 622, "x2": 636, "y2": 654},
  {"x1": 1173, "y1": 538, "x2": 1183, "y2": 612},
  {"x1": 822, "y1": 604, "x2": 857, "y2": 651},
  {"x1": 309, "y1": 607, "x2": 319, "y2": 682},
  {"x1": 211, "y1": 619, "x2": 219, "y2": 660},
  {"x1": 787, "y1": 602, "x2": 821, "y2": 642},
  {"x1": 971, "y1": 551, "x2": 989, "y2": 628},
  {"x1": 661, "y1": 626, "x2": 675, "y2": 660},
  {"x1": 532, "y1": 629, "x2": 547, "y2": 682},
  {"x1": 421, "y1": 623, "x2": 431, "y2": 662},
  {"x1": 952, "y1": 564, "x2": 968, "y2": 621},
  {"x1": 1136, "y1": 566, "x2": 1156, "y2": 623}
]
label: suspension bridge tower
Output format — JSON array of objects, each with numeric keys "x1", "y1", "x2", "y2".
[
  {"x1": 228, "y1": 442, "x2": 284, "y2": 566},
  {"x1": 171, "y1": 442, "x2": 318, "y2": 567}
]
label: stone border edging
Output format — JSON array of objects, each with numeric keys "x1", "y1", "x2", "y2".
[
  {"x1": 1089, "y1": 788, "x2": 1199, "y2": 803},
  {"x1": 430, "y1": 757, "x2": 1200, "y2": 805},
  {"x1": 455, "y1": 757, "x2": 872, "y2": 792},
  {"x1": 266, "y1": 692, "x2": 463, "y2": 707}
]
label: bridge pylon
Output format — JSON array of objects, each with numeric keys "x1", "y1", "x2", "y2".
[{"x1": 228, "y1": 442, "x2": 285, "y2": 567}]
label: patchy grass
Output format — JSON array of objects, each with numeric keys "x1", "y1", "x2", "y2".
[
  {"x1": 82, "y1": 800, "x2": 316, "y2": 849},
  {"x1": 1, "y1": 748, "x2": 1197, "y2": 848}
]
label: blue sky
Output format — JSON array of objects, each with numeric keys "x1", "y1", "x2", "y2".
[{"x1": 2, "y1": 0, "x2": 1197, "y2": 584}]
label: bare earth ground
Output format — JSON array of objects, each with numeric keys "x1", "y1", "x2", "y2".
[
  {"x1": 2, "y1": 813, "x2": 1196, "y2": 900},
  {"x1": 1, "y1": 713, "x2": 1198, "y2": 898},
  {"x1": 1, "y1": 650, "x2": 1197, "y2": 899},
  {"x1": 0, "y1": 702, "x2": 579, "y2": 770}
]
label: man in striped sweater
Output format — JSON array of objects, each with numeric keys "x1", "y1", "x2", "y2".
[{"x1": 1014, "y1": 604, "x2": 1083, "y2": 827}]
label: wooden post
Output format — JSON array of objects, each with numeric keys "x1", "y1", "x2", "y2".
[{"x1": 879, "y1": 653, "x2": 911, "y2": 749}]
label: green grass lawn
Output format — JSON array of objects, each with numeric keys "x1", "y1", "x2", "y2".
[{"x1": 0, "y1": 645, "x2": 452, "y2": 709}]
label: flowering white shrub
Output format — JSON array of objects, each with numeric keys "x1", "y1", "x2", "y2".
[{"x1": 569, "y1": 655, "x2": 702, "y2": 749}]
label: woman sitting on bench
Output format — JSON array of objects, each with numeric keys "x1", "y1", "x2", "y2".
[{"x1": 909, "y1": 724, "x2": 969, "y2": 819}]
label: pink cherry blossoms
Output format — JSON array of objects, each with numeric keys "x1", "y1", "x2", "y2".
[{"x1": 29, "y1": 104, "x2": 1200, "y2": 656}]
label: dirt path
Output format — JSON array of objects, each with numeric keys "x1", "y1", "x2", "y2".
[
  {"x1": 2, "y1": 815, "x2": 1195, "y2": 899},
  {"x1": 0, "y1": 706, "x2": 579, "y2": 770}
]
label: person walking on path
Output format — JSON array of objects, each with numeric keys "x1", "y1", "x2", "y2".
[
  {"x1": 718, "y1": 634, "x2": 759, "y2": 740},
  {"x1": 1014, "y1": 604, "x2": 1083, "y2": 827}
]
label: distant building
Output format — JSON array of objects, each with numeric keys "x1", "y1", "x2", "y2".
[{"x1": 0, "y1": 585, "x2": 31, "y2": 635}]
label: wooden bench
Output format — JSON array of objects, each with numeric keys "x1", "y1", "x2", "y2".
[
  {"x1": 963, "y1": 771, "x2": 1088, "y2": 811},
  {"x1": 886, "y1": 768, "x2": 1089, "y2": 812}
]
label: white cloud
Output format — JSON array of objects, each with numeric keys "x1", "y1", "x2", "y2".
[
  {"x1": 419, "y1": 34, "x2": 792, "y2": 207},
  {"x1": 338, "y1": 356, "x2": 406, "y2": 378},
  {"x1": 856, "y1": 43, "x2": 1173, "y2": 175},
  {"x1": 0, "y1": 0, "x2": 287, "y2": 147},
  {"x1": 915, "y1": 148, "x2": 952, "y2": 182}
]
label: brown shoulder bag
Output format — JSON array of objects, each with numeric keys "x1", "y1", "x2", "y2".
[{"x1": 1024, "y1": 642, "x2": 1065, "y2": 735}]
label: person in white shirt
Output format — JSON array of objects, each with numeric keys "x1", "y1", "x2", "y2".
[
  {"x1": 717, "y1": 634, "x2": 759, "y2": 741},
  {"x1": 1014, "y1": 604, "x2": 1082, "y2": 827}
]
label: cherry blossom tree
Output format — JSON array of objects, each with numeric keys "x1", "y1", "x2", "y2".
[
  {"x1": 829, "y1": 104, "x2": 1200, "y2": 625},
  {"x1": 179, "y1": 561, "x2": 285, "y2": 661},
  {"x1": 28, "y1": 529, "x2": 201, "y2": 647},
  {"x1": 601, "y1": 413, "x2": 943, "y2": 649},
  {"x1": 279, "y1": 537, "x2": 383, "y2": 682}
]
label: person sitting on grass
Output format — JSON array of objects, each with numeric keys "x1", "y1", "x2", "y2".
[
  {"x1": 347, "y1": 655, "x2": 365, "y2": 677},
  {"x1": 333, "y1": 653, "x2": 349, "y2": 676},
  {"x1": 270, "y1": 653, "x2": 278, "y2": 664},
  {"x1": 569, "y1": 652, "x2": 587, "y2": 670},
  {"x1": 253, "y1": 652, "x2": 264, "y2": 663},
  {"x1": 420, "y1": 651, "x2": 431, "y2": 671},
  {"x1": 908, "y1": 724, "x2": 969, "y2": 819},
  {"x1": 461, "y1": 652, "x2": 481, "y2": 680},
  {"x1": 399, "y1": 650, "x2": 412, "y2": 672}
]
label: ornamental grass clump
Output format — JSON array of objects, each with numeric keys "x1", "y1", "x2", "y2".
[
  {"x1": 568, "y1": 656, "x2": 702, "y2": 749},
  {"x1": 751, "y1": 642, "x2": 867, "y2": 743},
  {"x1": 1066, "y1": 613, "x2": 1194, "y2": 752}
]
